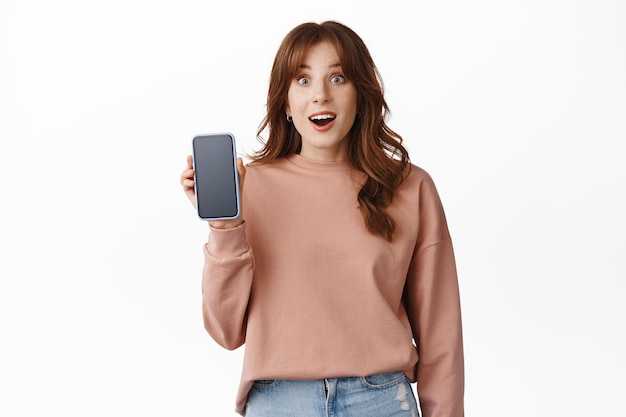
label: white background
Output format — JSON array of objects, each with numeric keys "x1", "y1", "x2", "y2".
[{"x1": 1, "y1": 0, "x2": 625, "y2": 416}]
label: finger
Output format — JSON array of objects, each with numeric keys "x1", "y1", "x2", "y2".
[
  {"x1": 186, "y1": 155, "x2": 193, "y2": 169},
  {"x1": 180, "y1": 169, "x2": 194, "y2": 185},
  {"x1": 236, "y1": 158, "x2": 246, "y2": 181}
]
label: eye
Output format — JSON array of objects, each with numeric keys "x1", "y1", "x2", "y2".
[
  {"x1": 297, "y1": 77, "x2": 310, "y2": 85},
  {"x1": 331, "y1": 75, "x2": 345, "y2": 84}
]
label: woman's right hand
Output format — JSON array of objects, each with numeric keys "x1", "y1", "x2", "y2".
[
  {"x1": 180, "y1": 155, "x2": 247, "y2": 229},
  {"x1": 180, "y1": 155, "x2": 198, "y2": 209}
]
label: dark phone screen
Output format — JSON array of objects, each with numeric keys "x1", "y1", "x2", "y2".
[{"x1": 192, "y1": 134, "x2": 239, "y2": 219}]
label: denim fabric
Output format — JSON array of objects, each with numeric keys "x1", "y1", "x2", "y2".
[{"x1": 245, "y1": 371, "x2": 420, "y2": 417}]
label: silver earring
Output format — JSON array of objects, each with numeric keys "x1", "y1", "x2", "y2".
[{"x1": 286, "y1": 115, "x2": 293, "y2": 122}]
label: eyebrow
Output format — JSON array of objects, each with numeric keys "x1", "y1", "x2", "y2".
[{"x1": 298, "y1": 63, "x2": 342, "y2": 70}]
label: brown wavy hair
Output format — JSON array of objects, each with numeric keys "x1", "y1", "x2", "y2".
[{"x1": 253, "y1": 21, "x2": 410, "y2": 241}]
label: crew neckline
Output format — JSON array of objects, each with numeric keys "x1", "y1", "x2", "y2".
[{"x1": 286, "y1": 154, "x2": 352, "y2": 172}]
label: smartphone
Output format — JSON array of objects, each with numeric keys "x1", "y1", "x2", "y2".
[{"x1": 191, "y1": 132, "x2": 240, "y2": 220}]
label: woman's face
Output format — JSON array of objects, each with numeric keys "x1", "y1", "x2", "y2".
[{"x1": 286, "y1": 41, "x2": 358, "y2": 162}]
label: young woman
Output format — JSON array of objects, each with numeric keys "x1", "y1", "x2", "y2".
[{"x1": 181, "y1": 21, "x2": 464, "y2": 417}]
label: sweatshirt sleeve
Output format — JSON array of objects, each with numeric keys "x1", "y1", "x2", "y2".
[
  {"x1": 404, "y1": 175, "x2": 464, "y2": 417},
  {"x1": 201, "y1": 223, "x2": 254, "y2": 350}
]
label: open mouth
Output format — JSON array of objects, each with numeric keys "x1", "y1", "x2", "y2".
[{"x1": 309, "y1": 114, "x2": 336, "y2": 126}]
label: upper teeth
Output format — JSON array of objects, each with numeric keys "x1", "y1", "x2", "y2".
[{"x1": 310, "y1": 114, "x2": 334, "y2": 120}]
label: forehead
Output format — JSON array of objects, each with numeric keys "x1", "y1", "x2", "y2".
[{"x1": 300, "y1": 40, "x2": 341, "y2": 66}]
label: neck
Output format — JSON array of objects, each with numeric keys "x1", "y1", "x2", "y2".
[{"x1": 299, "y1": 146, "x2": 347, "y2": 162}]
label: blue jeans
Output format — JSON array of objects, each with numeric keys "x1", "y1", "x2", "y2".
[{"x1": 245, "y1": 371, "x2": 420, "y2": 417}]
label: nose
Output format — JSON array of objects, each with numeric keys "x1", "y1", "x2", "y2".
[{"x1": 312, "y1": 81, "x2": 330, "y2": 103}]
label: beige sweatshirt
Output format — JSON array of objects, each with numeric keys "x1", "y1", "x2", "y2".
[{"x1": 201, "y1": 154, "x2": 464, "y2": 416}]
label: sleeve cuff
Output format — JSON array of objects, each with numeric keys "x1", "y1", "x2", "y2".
[{"x1": 206, "y1": 222, "x2": 249, "y2": 259}]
